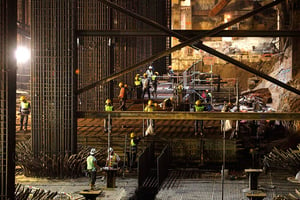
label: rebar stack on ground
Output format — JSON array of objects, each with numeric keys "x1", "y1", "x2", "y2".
[
  {"x1": 263, "y1": 144, "x2": 300, "y2": 173},
  {"x1": 15, "y1": 183, "x2": 58, "y2": 200},
  {"x1": 16, "y1": 139, "x2": 107, "y2": 178}
]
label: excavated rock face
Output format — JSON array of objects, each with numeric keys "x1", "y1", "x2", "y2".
[{"x1": 277, "y1": 79, "x2": 300, "y2": 131}]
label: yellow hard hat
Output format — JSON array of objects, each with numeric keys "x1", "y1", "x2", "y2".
[
  {"x1": 105, "y1": 99, "x2": 111, "y2": 104},
  {"x1": 155, "y1": 72, "x2": 159, "y2": 75},
  {"x1": 195, "y1": 100, "x2": 201, "y2": 105},
  {"x1": 143, "y1": 73, "x2": 147, "y2": 77},
  {"x1": 130, "y1": 132, "x2": 135, "y2": 138},
  {"x1": 148, "y1": 99, "x2": 153, "y2": 105},
  {"x1": 20, "y1": 96, "x2": 26, "y2": 101},
  {"x1": 136, "y1": 74, "x2": 140, "y2": 77},
  {"x1": 119, "y1": 82, "x2": 124, "y2": 87}
]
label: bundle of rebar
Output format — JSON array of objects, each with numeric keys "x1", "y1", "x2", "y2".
[
  {"x1": 16, "y1": 139, "x2": 107, "y2": 178},
  {"x1": 263, "y1": 144, "x2": 300, "y2": 173}
]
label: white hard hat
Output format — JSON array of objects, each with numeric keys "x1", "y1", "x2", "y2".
[
  {"x1": 109, "y1": 147, "x2": 113, "y2": 152},
  {"x1": 149, "y1": 66, "x2": 153, "y2": 69},
  {"x1": 90, "y1": 148, "x2": 96, "y2": 155}
]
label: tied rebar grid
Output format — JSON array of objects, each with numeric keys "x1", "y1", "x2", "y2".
[
  {"x1": 0, "y1": 0, "x2": 17, "y2": 198},
  {"x1": 31, "y1": 0, "x2": 77, "y2": 177},
  {"x1": 77, "y1": 0, "x2": 169, "y2": 103}
]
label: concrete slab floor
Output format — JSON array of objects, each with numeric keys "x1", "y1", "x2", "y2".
[{"x1": 16, "y1": 175, "x2": 138, "y2": 200}]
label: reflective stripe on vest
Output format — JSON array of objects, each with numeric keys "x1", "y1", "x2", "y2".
[{"x1": 108, "y1": 154, "x2": 117, "y2": 167}]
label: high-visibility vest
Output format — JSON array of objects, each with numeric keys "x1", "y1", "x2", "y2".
[
  {"x1": 105, "y1": 105, "x2": 113, "y2": 111},
  {"x1": 119, "y1": 87, "x2": 125, "y2": 98},
  {"x1": 130, "y1": 139, "x2": 136, "y2": 147},
  {"x1": 134, "y1": 77, "x2": 141, "y2": 86},
  {"x1": 108, "y1": 154, "x2": 119, "y2": 167},
  {"x1": 144, "y1": 105, "x2": 153, "y2": 112},
  {"x1": 151, "y1": 75, "x2": 157, "y2": 81},
  {"x1": 195, "y1": 105, "x2": 204, "y2": 112}
]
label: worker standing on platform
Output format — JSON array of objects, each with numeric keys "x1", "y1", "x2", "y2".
[
  {"x1": 86, "y1": 148, "x2": 100, "y2": 190},
  {"x1": 151, "y1": 72, "x2": 159, "y2": 99},
  {"x1": 118, "y1": 82, "x2": 127, "y2": 111},
  {"x1": 194, "y1": 100, "x2": 205, "y2": 136},
  {"x1": 141, "y1": 73, "x2": 151, "y2": 99},
  {"x1": 128, "y1": 132, "x2": 141, "y2": 168},
  {"x1": 104, "y1": 99, "x2": 114, "y2": 133},
  {"x1": 19, "y1": 96, "x2": 30, "y2": 132},
  {"x1": 106, "y1": 147, "x2": 120, "y2": 168},
  {"x1": 134, "y1": 74, "x2": 142, "y2": 99},
  {"x1": 146, "y1": 65, "x2": 154, "y2": 79},
  {"x1": 144, "y1": 99, "x2": 157, "y2": 136}
]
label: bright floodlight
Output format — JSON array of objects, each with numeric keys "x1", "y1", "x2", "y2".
[{"x1": 15, "y1": 46, "x2": 30, "y2": 63}]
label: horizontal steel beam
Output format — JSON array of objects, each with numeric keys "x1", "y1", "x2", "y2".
[
  {"x1": 78, "y1": 0, "x2": 284, "y2": 94},
  {"x1": 77, "y1": 111, "x2": 300, "y2": 120},
  {"x1": 76, "y1": 30, "x2": 300, "y2": 37}
]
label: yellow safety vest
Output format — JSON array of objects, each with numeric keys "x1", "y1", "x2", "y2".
[{"x1": 105, "y1": 105, "x2": 113, "y2": 111}]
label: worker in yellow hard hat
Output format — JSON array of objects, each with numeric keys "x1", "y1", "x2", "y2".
[
  {"x1": 104, "y1": 98, "x2": 114, "y2": 133},
  {"x1": 19, "y1": 96, "x2": 30, "y2": 132},
  {"x1": 134, "y1": 74, "x2": 142, "y2": 99},
  {"x1": 144, "y1": 100, "x2": 157, "y2": 136},
  {"x1": 194, "y1": 99, "x2": 205, "y2": 136},
  {"x1": 128, "y1": 132, "x2": 141, "y2": 169}
]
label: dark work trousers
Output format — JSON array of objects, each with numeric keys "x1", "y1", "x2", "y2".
[
  {"x1": 135, "y1": 86, "x2": 142, "y2": 99},
  {"x1": 195, "y1": 120, "x2": 203, "y2": 134},
  {"x1": 88, "y1": 169, "x2": 96, "y2": 185},
  {"x1": 119, "y1": 98, "x2": 126, "y2": 111},
  {"x1": 142, "y1": 87, "x2": 151, "y2": 99},
  {"x1": 104, "y1": 118, "x2": 112, "y2": 132},
  {"x1": 20, "y1": 113, "x2": 29, "y2": 130}
]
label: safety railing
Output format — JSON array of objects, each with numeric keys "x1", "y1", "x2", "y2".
[
  {"x1": 157, "y1": 145, "x2": 170, "y2": 188},
  {"x1": 138, "y1": 142, "x2": 155, "y2": 188}
]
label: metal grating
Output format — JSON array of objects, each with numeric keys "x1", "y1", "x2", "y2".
[
  {"x1": 31, "y1": 0, "x2": 77, "y2": 177},
  {"x1": 0, "y1": 0, "x2": 17, "y2": 198}
]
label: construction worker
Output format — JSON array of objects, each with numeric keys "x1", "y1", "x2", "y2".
[
  {"x1": 176, "y1": 84, "x2": 184, "y2": 104},
  {"x1": 151, "y1": 72, "x2": 159, "y2": 99},
  {"x1": 194, "y1": 100, "x2": 205, "y2": 136},
  {"x1": 128, "y1": 132, "x2": 141, "y2": 168},
  {"x1": 106, "y1": 147, "x2": 120, "y2": 168},
  {"x1": 134, "y1": 74, "x2": 142, "y2": 99},
  {"x1": 146, "y1": 65, "x2": 154, "y2": 79},
  {"x1": 161, "y1": 96, "x2": 175, "y2": 111},
  {"x1": 141, "y1": 73, "x2": 151, "y2": 99},
  {"x1": 104, "y1": 99, "x2": 114, "y2": 133},
  {"x1": 19, "y1": 96, "x2": 30, "y2": 131},
  {"x1": 86, "y1": 148, "x2": 100, "y2": 190},
  {"x1": 118, "y1": 82, "x2": 127, "y2": 111},
  {"x1": 144, "y1": 100, "x2": 157, "y2": 136}
]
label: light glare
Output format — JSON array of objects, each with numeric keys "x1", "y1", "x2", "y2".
[{"x1": 15, "y1": 46, "x2": 30, "y2": 63}]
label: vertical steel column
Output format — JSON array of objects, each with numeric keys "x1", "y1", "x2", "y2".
[
  {"x1": 0, "y1": 0, "x2": 17, "y2": 198},
  {"x1": 31, "y1": 0, "x2": 76, "y2": 177}
]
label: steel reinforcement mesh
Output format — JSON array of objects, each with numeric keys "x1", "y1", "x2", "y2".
[
  {"x1": 0, "y1": 0, "x2": 17, "y2": 198},
  {"x1": 77, "y1": 0, "x2": 170, "y2": 111},
  {"x1": 31, "y1": 0, "x2": 77, "y2": 176}
]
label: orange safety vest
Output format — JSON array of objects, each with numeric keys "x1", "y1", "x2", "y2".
[{"x1": 119, "y1": 87, "x2": 125, "y2": 98}]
